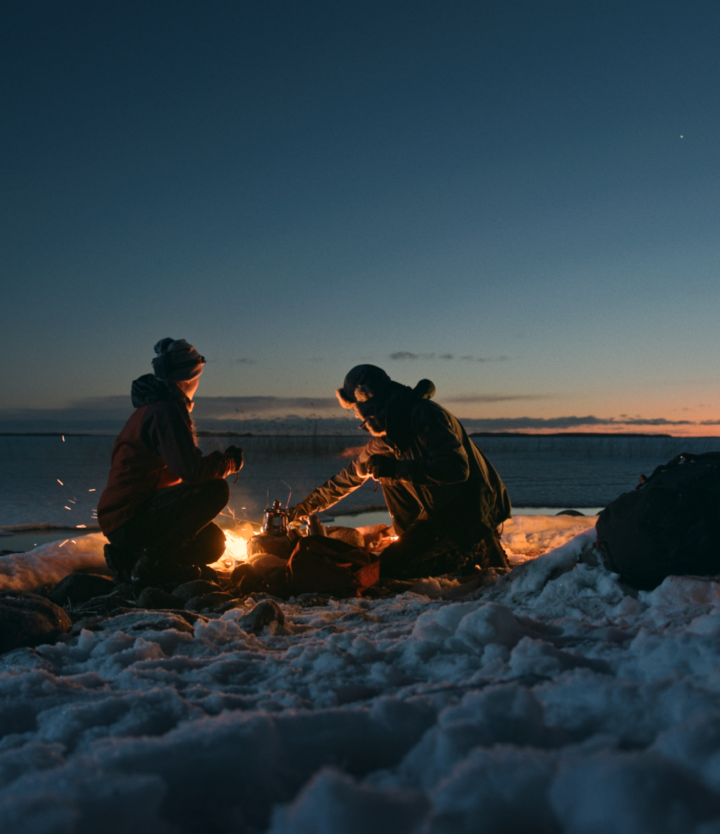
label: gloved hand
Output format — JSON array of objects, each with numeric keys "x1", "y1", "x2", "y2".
[
  {"x1": 224, "y1": 445, "x2": 244, "y2": 473},
  {"x1": 288, "y1": 503, "x2": 314, "y2": 522},
  {"x1": 366, "y1": 454, "x2": 398, "y2": 480}
]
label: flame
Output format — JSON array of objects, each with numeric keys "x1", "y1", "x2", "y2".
[
  {"x1": 208, "y1": 528, "x2": 250, "y2": 571},
  {"x1": 224, "y1": 530, "x2": 249, "y2": 562}
]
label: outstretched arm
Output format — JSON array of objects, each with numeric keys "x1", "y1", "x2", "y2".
[{"x1": 291, "y1": 440, "x2": 387, "y2": 517}]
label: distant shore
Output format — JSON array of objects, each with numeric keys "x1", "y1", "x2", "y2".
[{"x1": 0, "y1": 430, "x2": 682, "y2": 438}]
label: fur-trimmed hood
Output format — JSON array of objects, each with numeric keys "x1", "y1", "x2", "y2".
[{"x1": 131, "y1": 374, "x2": 190, "y2": 409}]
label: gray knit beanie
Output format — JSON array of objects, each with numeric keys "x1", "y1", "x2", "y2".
[{"x1": 152, "y1": 338, "x2": 206, "y2": 382}]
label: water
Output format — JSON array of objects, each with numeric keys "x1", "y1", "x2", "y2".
[{"x1": 1, "y1": 433, "x2": 719, "y2": 529}]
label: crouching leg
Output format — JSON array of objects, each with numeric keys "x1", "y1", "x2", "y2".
[
  {"x1": 379, "y1": 519, "x2": 509, "y2": 580},
  {"x1": 106, "y1": 479, "x2": 231, "y2": 586}
]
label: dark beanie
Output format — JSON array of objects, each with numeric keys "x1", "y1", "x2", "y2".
[{"x1": 152, "y1": 338, "x2": 206, "y2": 382}]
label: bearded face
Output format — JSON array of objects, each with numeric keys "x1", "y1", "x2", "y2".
[{"x1": 337, "y1": 385, "x2": 387, "y2": 436}]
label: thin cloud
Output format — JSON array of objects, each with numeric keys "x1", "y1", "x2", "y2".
[
  {"x1": 460, "y1": 415, "x2": 696, "y2": 431},
  {"x1": 389, "y1": 352, "x2": 435, "y2": 360},
  {"x1": 390, "y1": 352, "x2": 507, "y2": 362},
  {"x1": 445, "y1": 394, "x2": 550, "y2": 404}
]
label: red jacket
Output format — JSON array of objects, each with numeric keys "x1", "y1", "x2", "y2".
[{"x1": 98, "y1": 381, "x2": 233, "y2": 535}]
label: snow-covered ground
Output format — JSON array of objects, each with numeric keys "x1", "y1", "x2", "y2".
[{"x1": 3, "y1": 516, "x2": 720, "y2": 833}]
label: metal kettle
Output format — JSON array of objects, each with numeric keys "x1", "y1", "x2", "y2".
[{"x1": 262, "y1": 499, "x2": 289, "y2": 536}]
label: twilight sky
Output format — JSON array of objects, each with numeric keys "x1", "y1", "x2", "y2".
[{"x1": 3, "y1": 1, "x2": 720, "y2": 435}]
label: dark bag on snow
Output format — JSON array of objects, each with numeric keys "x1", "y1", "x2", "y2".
[
  {"x1": 596, "y1": 452, "x2": 720, "y2": 590},
  {"x1": 285, "y1": 535, "x2": 380, "y2": 597}
]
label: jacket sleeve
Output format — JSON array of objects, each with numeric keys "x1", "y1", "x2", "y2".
[
  {"x1": 294, "y1": 440, "x2": 386, "y2": 514},
  {"x1": 144, "y1": 402, "x2": 234, "y2": 483},
  {"x1": 394, "y1": 402, "x2": 470, "y2": 485}
]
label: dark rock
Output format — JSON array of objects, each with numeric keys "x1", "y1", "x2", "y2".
[
  {"x1": 34, "y1": 583, "x2": 56, "y2": 597},
  {"x1": 71, "y1": 595, "x2": 136, "y2": 617},
  {"x1": 86, "y1": 610, "x2": 199, "y2": 634},
  {"x1": 184, "y1": 592, "x2": 234, "y2": 612},
  {"x1": 47, "y1": 573, "x2": 115, "y2": 607},
  {"x1": 237, "y1": 599, "x2": 286, "y2": 633},
  {"x1": 199, "y1": 565, "x2": 220, "y2": 583},
  {"x1": 136, "y1": 587, "x2": 185, "y2": 610},
  {"x1": 361, "y1": 579, "x2": 415, "y2": 599},
  {"x1": 0, "y1": 647, "x2": 55, "y2": 672},
  {"x1": 0, "y1": 591, "x2": 72, "y2": 654},
  {"x1": 172, "y1": 579, "x2": 223, "y2": 602},
  {"x1": 110, "y1": 583, "x2": 141, "y2": 602},
  {"x1": 214, "y1": 599, "x2": 246, "y2": 614},
  {"x1": 67, "y1": 581, "x2": 142, "y2": 620},
  {"x1": 230, "y1": 563, "x2": 264, "y2": 595}
]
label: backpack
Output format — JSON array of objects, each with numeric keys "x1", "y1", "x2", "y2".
[
  {"x1": 595, "y1": 452, "x2": 720, "y2": 590},
  {"x1": 285, "y1": 535, "x2": 380, "y2": 597}
]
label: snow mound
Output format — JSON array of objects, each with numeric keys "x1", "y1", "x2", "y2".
[
  {"x1": 0, "y1": 533, "x2": 108, "y2": 591},
  {"x1": 2, "y1": 516, "x2": 720, "y2": 833}
]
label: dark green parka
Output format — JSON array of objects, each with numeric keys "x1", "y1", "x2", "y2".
[{"x1": 295, "y1": 385, "x2": 511, "y2": 536}]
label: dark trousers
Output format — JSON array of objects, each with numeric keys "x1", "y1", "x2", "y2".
[
  {"x1": 107, "y1": 479, "x2": 229, "y2": 566},
  {"x1": 379, "y1": 479, "x2": 504, "y2": 579}
]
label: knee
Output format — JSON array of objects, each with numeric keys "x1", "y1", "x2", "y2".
[
  {"x1": 203, "y1": 478, "x2": 230, "y2": 512},
  {"x1": 204, "y1": 523, "x2": 227, "y2": 562}
]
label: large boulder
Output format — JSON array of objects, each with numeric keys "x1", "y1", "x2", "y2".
[
  {"x1": 238, "y1": 599, "x2": 287, "y2": 633},
  {"x1": 0, "y1": 591, "x2": 72, "y2": 654}
]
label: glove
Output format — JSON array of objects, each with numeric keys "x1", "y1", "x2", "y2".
[
  {"x1": 365, "y1": 454, "x2": 399, "y2": 480},
  {"x1": 288, "y1": 502, "x2": 314, "y2": 522},
  {"x1": 224, "y1": 445, "x2": 244, "y2": 473}
]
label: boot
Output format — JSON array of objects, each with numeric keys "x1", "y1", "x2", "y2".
[
  {"x1": 130, "y1": 549, "x2": 201, "y2": 589},
  {"x1": 483, "y1": 530, "x2": 511, "y2": 571},
  {"x1": 104, "y1": 543, "x2": 137, "y2": 584}
]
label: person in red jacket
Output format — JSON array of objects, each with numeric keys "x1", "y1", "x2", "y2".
[{"x1": 98, "y1": 338, "x2": 243, "y2": 586}]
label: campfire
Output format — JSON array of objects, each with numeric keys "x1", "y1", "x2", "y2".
[{"x1": 207, "y1": 503, "x2": 398, "y2": 575}]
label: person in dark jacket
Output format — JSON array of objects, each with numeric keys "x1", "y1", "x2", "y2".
[
  {"x1": 98, "y1": 338, "x2": 244, "y2": 585},
  {"x1": 291, "y1": 365, "x2": 512, "y2": 579}
]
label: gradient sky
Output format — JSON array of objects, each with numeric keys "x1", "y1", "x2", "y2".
[{"x1": 3, "y1": 1, "x2": 720, "y2": 435}]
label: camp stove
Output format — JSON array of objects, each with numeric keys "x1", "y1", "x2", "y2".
[
  {"x1": 247, "y1": 499, "x2": 295, "y2": 559},
  {"x1": 262, "y1": 499, "x2": 289, "y2": 536}
]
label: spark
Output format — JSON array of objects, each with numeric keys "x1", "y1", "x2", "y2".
[
  {"x1": 64, "y1": 506, "x2": 72, "y2": 510},
  {"x1": 57, "y1": 479, "x2": 64, "y2": 485},
  {"x1": 59, "y1": 540, "x2": 68, "y2": 547},
  {"x1": 62, "y1": 435, "x2": 65, "y2": 442},
  {"x1": 76, "y1": 524, "x2": 86, "y2": 529},
  {"x1": 88, "y1": 488, "x2": 96, "y2": 492}
]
